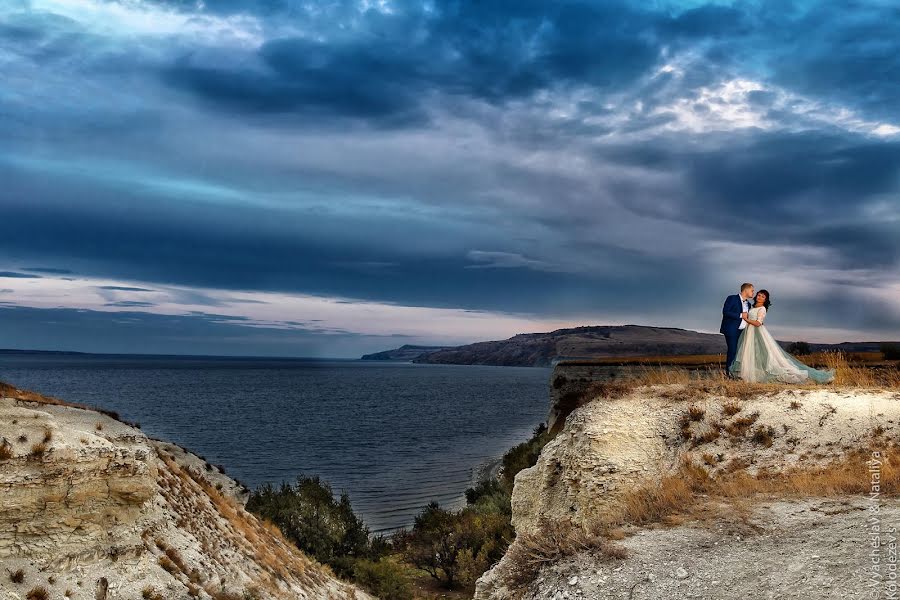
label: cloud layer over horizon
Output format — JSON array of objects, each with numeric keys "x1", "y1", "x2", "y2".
[{"x1": 1, "y1": 0, "x2": 899, "y2": 356}]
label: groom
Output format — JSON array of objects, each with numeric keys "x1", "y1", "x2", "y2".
[{"x1": 721, "y1": 283, "x2": 754, "y2": 376}]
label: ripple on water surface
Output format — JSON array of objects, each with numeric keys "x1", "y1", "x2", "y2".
[{"x1": 0, "y1": 355, "x2": 550, "y2": 532}]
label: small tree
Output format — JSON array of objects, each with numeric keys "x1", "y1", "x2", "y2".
[
  {"x1": 401, "y1": 502, "x2": 464, "y2": 587},
  {"x1": 787, "y1": 341, "x2": 812, "y2": 356},
  {"x1": 246, "y1": 476, "x2": 382, "y2": 577}
]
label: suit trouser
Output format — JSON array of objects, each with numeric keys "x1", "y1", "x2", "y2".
[{"x1": 723, "y1": 329, "x2": 740, "y2": 373}]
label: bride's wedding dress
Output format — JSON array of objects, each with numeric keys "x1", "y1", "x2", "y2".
[{"x1": 730, "y1": 307, "x2": 834, "y2": 384}]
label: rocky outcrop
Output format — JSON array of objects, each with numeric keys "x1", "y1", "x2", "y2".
[
  {"x1": 476, "y1": 378, "x2": 900, "y2": 599},
  {"x1": 518, "y1": 386, "x2": 897, "y2": 536},
  {"x1": 0, "y1": 387, "x2": 368, "y2": 600}
]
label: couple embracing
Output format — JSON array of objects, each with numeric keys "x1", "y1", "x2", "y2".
[{"x1": 720, "y1": 283, "x2": 834, "y2": 384}]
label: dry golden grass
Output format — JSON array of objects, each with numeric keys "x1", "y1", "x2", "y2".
[
  {"x1": 155, "y1": 450, "x2": 335, "y2": 597},
  {"x1": 603, "y1": 446, "x2": 899, "y2": 530},
  {"x1": 28, "y1": 442, "x2": 47, "y2": 459},
  {"x1": 0, "y1": 438, "x2": 12, "y2": 460},
  {"x1": 25, "y1": 586, "x2": 49, "y2": 600},
  {"x1": 686, "y1": 405, "x2": 705, "y2": 421},
  {"x1": 722, "y1": 401, "x2": 742, "y2": 416},
  {"x1": 579, "y1": 353, "x2": 898, "y2": 408},
  {"x1": 564, "y1": 351, "x2": 890, "y2": 368},
  {"x1": 723, "y1": 413, "x2": 759, "y2": 438},
  {"x1": 563, "y1": 354, "x2": 727, "y2": 366},
  {"x1": 158, "y1": 555, "x2": 179, "y2": 575},
  {"x1": 504, "y1": 442, "x2": 900, "y2": 591},
  {"x1": 0, "y1": 381, "x2": 123, "y2": 419},
  {"x1": 503, "y1": 520, "x2": 627, "y2": 590}
]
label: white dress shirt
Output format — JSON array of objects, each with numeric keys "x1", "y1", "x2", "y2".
[{"x1": 738, "y1": 296, "x2": 751, "y2": 330}]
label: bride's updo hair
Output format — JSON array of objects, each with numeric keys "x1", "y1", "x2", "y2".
[{"x1": 755, "y1": 289, "x2": 772, "y2": 310}]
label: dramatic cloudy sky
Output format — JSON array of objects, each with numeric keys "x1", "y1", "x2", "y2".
[{"x1": 1, "y1": 0, "x2": 898, "y2": 356}]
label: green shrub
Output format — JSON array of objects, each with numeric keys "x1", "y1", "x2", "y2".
[
  {"x1": 787, "y1": 341, "x2": 812, "y2": 355},
  {"x1": 352, "y1": 559, "x2": 413, "y2": 600},
  {"x1": 881, "y1": 343, "x2": 900, "y2": 360},
  {"x1": 500, "y1": 423, "x2": 552, "y2": 491},
  {"x1": 246, "y1": 476, "x2": 385, "y2": 579},
  {"x1": 400, "y1": 501, "x2": 513, "y2": 589}
]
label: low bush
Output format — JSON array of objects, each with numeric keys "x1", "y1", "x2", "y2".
[
  {"x1": 352, "y1": 559, "x2": 413, "y2": 600},
  {"x1": 501, "y1": 423, "x2": 552, "y2": 491},
  {"x1": 246, "y1": 476, "x2": 383, "y2": 579},
  {"x1": 399, "y1": 501, "x2": 512, "y2": 589},
  {"x1": 503, "y1": 520, "x2": 626, "y2": 591},
  {"x1": 882, "y1": 343, "x2": 900, "y2": 361},
  {"x1": 787, "y1": 341, "x2": 812, "y2": 356},
  {"x1": 26, "y1": 587, "x2": 49, "y2": 600}
]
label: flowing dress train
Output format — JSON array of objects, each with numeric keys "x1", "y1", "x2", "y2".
[{"x1": 729, "y1": 307, "x2": 834, "y2": 384}]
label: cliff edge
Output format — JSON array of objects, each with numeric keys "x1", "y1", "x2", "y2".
[
  {"x1": 0, "y1": 384, "x2": 368, "y2": 600},
  {"x1": 476, "y1": 367, "x2": 900, "y2": 599}
]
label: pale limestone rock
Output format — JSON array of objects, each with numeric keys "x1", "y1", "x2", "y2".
[
  {"x1": 476, "y1": 381, "x2": 900, "y2": 599},
  {"x1": 0, "y1": 395, "x2": 370, "y2": 600}
]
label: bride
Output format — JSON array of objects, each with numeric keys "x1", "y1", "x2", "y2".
[{"x1": 729, "y1": 289, "x2": 834, "y2": 384}]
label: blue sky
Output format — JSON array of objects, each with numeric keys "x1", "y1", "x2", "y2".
[{"x1": 1, "y1": 0, "x2": 899, "y2": 356}]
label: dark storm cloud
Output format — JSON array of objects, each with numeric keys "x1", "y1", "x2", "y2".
[
  {"x1": 0, "y1": 174, "x2": 674, "y2": 315},
  {"x1": 156, "y1": 2, "x2": 900, "y2": 125},
  {"x1": 1, "y1": 0, "x2": 899, "y2": 352},
  {"x1": 163, "y1": 1, "x2": 663, "y2": 123},
  {"x1": 0, "y1": 305, "x2": 388, "y2": 357},
  {"x1": 0, "y1": 271, "x2": 41, "y2": 279},
  {"x1": 22, "y1": 267, "x2": 73, "y2": 274}
]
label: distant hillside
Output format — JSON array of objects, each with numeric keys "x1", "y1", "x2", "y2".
[
  {"x1": 411, "y1": 325, "x2": 725, "y2": 367},
  {"x1": 360, "y1": 344, "x2": 454, "y2": 361},
  {"x1": 362, "y1": 326, "x2": 894, "y2": 367}
]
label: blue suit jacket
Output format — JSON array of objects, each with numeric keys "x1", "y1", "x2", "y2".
[{"x1": 720, "y1": 294, "x2": 745, "y2": 335}]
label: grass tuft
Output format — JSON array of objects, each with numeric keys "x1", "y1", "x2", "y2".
[
  {"x1": 751, "y1": 425, "x2": 776, "y2": 447},
  {"x1": 26, "y1": 586, "x2": 49, "y2": 600},
  {"x1": 504, "y1": 520, "x2": 626, "y2": 590},
  {"x1": 28, "y1": 442, "x2": 47, "y2": 459},
  {"x1": 724, "y1": 413, "x2": 760, "y2": 438},
  {"x1": 0, "y1": 438, "x2": 12, "y2": 460},
  {"x1": 722, "y1": 402, "x2": 742, "y2": 416}
]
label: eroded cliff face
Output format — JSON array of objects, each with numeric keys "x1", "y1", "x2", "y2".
[
  {"x1": 476, "y1": 374, "x2": 900, "y2": 600},
  {"x1": 0, "y1": 389, "x2": 367, "y2": 600}
]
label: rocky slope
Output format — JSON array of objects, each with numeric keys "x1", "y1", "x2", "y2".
[
  {"x1": 475, "y1": 369, "x2": 900, "y2": 599},
  {"x1": 0, "y1": 384, "x2": 369, "y2": 600}
]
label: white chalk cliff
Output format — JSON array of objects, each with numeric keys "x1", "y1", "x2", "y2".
[
  {"x1": 0, "y1": 384, "x2": 369, "y2": 600},
  {"x1": 476, "y1": 378, "x2": 900, "y2": 599}
]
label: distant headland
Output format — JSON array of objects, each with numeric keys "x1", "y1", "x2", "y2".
[{"x1": 361, "y1": 325, "x2": 890, "y2": 367}]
